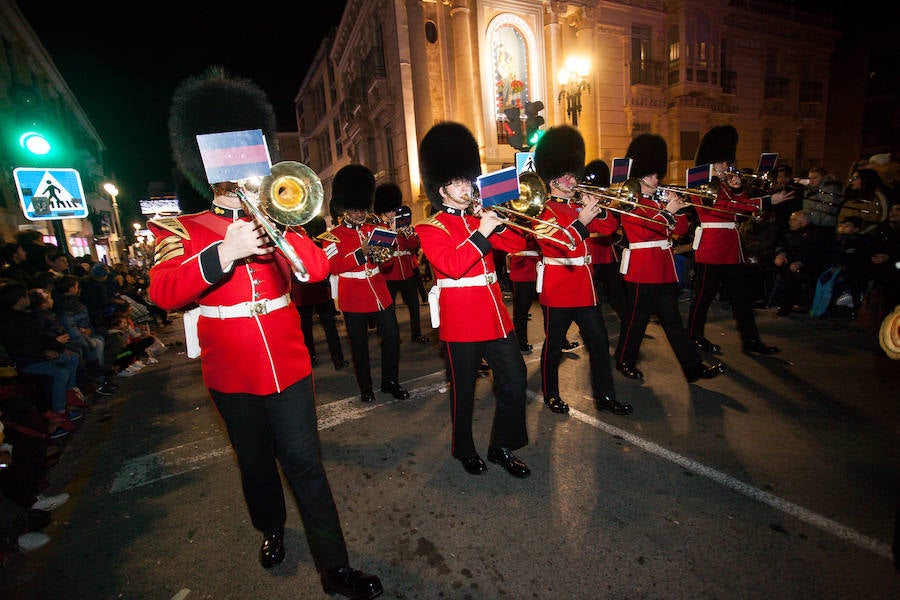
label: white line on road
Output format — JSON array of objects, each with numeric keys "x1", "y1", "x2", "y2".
[{"x1": 110, "y1": 374, "x2": 892, "y2": 560}]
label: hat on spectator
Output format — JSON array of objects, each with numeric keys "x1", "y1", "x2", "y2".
[{"x1": 91, "y1": 264, "x2": 108, "y2": 278}]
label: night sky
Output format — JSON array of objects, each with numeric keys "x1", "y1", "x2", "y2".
[{"x1": 17, "y1": 1, "x2": 347, "y2": 207}]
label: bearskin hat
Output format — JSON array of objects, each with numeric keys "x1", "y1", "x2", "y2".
[
  {"x1": 695, "y1": 125, "x2": 738, "y2": 166},
  {"x1": 627, "y1": 134, "x2": 668, "y2": 180},
  {"x1": 331, "y1": 164, "x2": 375, "y2": 213},
  {"x1": 534, "y1": 125, "x2": 585, "y2": 184},
  {"x1": 302, "y1": 215, "x2": 327, "y2": 239},
  {"x1": 169, "y1": 66, "x2": 279, "y2": 198},
  {"x1": 419, "y1": 122, "x2": 481, "y2": 212},
  {"x1": 373, "y1": 182, "x2": 403, "y2": 214},
  {"x1": 581, "y1": 159, "x2": 611, "y2": 187}
]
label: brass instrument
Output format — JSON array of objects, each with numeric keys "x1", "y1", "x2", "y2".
[
  {"x1": 477, "y1": 172, "x2": 577, "y2": 249},
  {"x1": 367, "y1": 245, "x2": 394, "y2": 264},
  {"x1": 572, "y1": 181, "x2": 668, "y2": 225},
  {"x1": 235, "y1": 161, "x2": 324, "y2": 282},
  {"x1": 652, "y1": 182, "x2": 753, "y2": 218}
]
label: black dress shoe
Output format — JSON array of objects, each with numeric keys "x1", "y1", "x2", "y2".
[
  {"x1": 595, "y1": 395, "x2": 633, "y2": 415},
  {"x1": 544, "y1": 395, "x2": 569, "y2": 414},
  {"x1": 458, "y1": 454, "x2": 487, "y2": 475},
  {"x1": 519, "y1": 342, "x2": 533, "y2": 355},
  {"x1": 562, "y1": 339, "x2": 580, "y2": 351},
  {"x1": 412, "y1": 335, "x2": 430, "y2": 344},
  {"x1": 259, "y1": 528, "x2": 285, "y2": 568},
  {"x1": 333, "y1": 359, "x2": 350, "y2": 369},
  {"x1": 692, "y1": 336, "x2": 722, "y2": 353},
  {"x1": 616, "y1": 362, "x2": 644, "y2": 380},
  {"x1": 380, "y1": 381, "x2": 410, "y2": 399},
  {"x1": 743, "y1": 340, "x2": 779, "y2": 355},
  {"x1": 320, "y1": 565, "x2": 383, "y2": 599},
  {"x1": 360, "y1": 388, "x2": 376, "y2": 403},
  {"x1": 487, "y1": 447, "x2": 531, "y2": 478},
  {"x1": 683, "y1": 362, "x2": 725, "y2": 383}
]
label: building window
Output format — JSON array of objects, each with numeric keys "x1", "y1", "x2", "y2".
[
  {"x1": 492, "y1": 24, "x2": 531, "y2": 113},
  {"x1": 425, "y1": 21, "x2": 438, "y2": 44},
  {"x1": 667, "y1": 25, "x2": 680, "y2": 85},
  {"x1": 630, "y1": 25, "x2": 652, "y2": 85},
  {"x1": 333, "y1": 118, "x2": 342, "y2": 158}
]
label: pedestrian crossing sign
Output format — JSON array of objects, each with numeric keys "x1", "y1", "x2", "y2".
[{"x1": 13, "y1": 167, "x2": 88, "y2": 221}]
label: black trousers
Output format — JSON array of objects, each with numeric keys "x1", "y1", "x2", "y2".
[
  {"x1": 343, "y1": 306, "x2": 401, "y2": 391},
  {"x1": 592, "y1": 262, "x2": 628, "y2": 322},
  {"x1": 387, "y1": 277, "x2": 424, "y2": 339},
  {"x1": 541, "y1": 304, "x2": 615, "y2": 401},
  {"x1": 616, "y1": 281, "x2": 702, "y2": 370},
  {"x1": 687, "y1": 262, "x2": 761, "y2": 344},
  {"x1": 511, "y1": 279, "x2": 539, "y2": 346},
  {"x1": 210, "y1": 377, "x2": 349, "y2": 571},
  {"x1": 444, "y1": 334, "x2": 528, "y2": 459},
  {"x1": 298, "y1": 302, "x2": 346, "y2": 367}
]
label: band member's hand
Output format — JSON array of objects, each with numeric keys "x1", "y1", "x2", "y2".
[
  {"x1": 219, "y1": 219, "x2": 273, "y2": 267},
  {"x1": 478, "y1": 210, "x2": 503, "y2": 236},
  {"x1": 664, "y1": 191, "x2": 686, "y2": 214},
  {"x1": 771, "y1": 189, "x2": 795, "y2": 205},
  {"x1": 576, "y1": 194, "x2": 603, "y2": 224}
]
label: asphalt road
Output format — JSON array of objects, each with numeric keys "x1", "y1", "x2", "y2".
[{"x1": 2, "y1": 297, "x2": 898, "y2": 599}]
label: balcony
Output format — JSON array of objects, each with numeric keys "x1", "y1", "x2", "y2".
[
  {"x1": 630, "y1": 60, "x2": 665, "y2": 87},
  {"x1": 722, "y1": 71, "x2": 737, "y2": 95}
]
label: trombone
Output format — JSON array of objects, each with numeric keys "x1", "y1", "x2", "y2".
[
  {"x1": 235, "y1": 161, "x2": 324, "y2": 282},
  {"x1": 573, "y1": 182, "x2": 671, "y2": 225},
  {"x1": 652, "y1": 183, "x2": 752, "y2": 218},
  {"x1": 476, "y1": 172, "x2": 577, "y2": 249}
]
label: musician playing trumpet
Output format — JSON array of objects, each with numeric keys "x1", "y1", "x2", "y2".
[
  {"x1": 319, "y1": 164, "x2": 409, "y2": 404},
  {"x1": 685, "y1": 126, "x2": 793, "y2": 356}
]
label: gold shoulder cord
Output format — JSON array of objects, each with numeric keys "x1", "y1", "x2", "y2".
[{"x1": 149, "y1": 216, "x2": 189, "y2": 263}]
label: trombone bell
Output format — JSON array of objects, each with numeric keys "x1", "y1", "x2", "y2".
[{"x1": 260, "y1": 161, "x2": 324, "y2": 226}]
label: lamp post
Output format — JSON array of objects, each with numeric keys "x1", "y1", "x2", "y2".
[
  {"x1": 103, "y1": 182, "x2": 123, "y2": 263},
  {"x1": 557, "y1": 57, "x2": 591, "y2": 127}
]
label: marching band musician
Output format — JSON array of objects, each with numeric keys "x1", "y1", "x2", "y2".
[
  {"x1": 149, "y1": 69, "x2": 382, "y2": 599},
  {"x1": 373, "y1": 183, "x2": 431, "y2": 345},
  {"x1": 532, "y1": 126, "x2": 630, "y2": 416},
  {"x1": 415, "y1": 121, "x2": 531, "y2": 479},
  {"x1": 686, "y1": 125, "x2": 792, "y2": 356},
  {"x1": 614, "y1": 133, "x2": 724, "y2": 384},
  {"x1": 318, "y1": 164, "x2": 409, "y2": 404},
  {"x1": 582, "y1": 159, "x2": 628, "y2": 323},
  {"x1": 507, "y1": 233, "x2": 542, "y2": 355}
]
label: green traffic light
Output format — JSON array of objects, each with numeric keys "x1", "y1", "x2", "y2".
[
  {"x1": 528, "y1": 129, "x2": 545, "y2": 145},
  {"x1": 19, "y1": 131, "x2": 51, "y2": 155}
]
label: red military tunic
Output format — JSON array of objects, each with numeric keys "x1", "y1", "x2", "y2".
[
  {"x1": 416, "y1": 207, "x2": 526, "y2": 342},
  {"x1": 534, "y1": 198, "x2": 619, "y2": 307},
  {"x1": 319, "y1": 221, "x2": 393, "y2": 313},
  {"x1": 507, "y1": 235, "x2": 541, "y2": 283},
  {"x1": 586, "y1": 224, "x2": 620, "y2": 265},
  {"x1": 147, "y1": 209, "x2": 329, "y2": 395},
  {"x1": 618, "y1": 194, "x2": 690, "y2": 284},
  {"x1": 692, "y1": 183, "x2": 764, "y2": 264}
]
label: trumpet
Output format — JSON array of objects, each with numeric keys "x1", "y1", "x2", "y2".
[
  {"x1": 235, "y1": 161, "x2": 324, "y2": 282},
  {"x1": 475, "y1": 172, "x2": 577, "y2": 249}
]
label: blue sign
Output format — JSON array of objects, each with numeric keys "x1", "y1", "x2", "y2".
[
  {"x1": 13, "y1": 167, "x2": 88, "y2": 221},
  {"x1": 516, "y1": 152, "x2": 535, "y2": 175}
]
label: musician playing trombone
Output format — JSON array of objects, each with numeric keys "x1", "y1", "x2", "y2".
[
  {"x1": 415, "y1": 122, "x2": 531, "y2": 479},
  {"x1": 614, "y1": 134, "x2": 724, "y2": 384},
  {"x1": 532, "y1": 126, "x2": 630, "y2": 416},
  {"x1": 149, "y1": 69, "x2": 382, "y2": 599},
  {"x1": 685, "y1": 125, "x2": 793, "y2": 356}
]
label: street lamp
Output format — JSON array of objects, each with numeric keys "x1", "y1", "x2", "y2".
[
  {"x1": 103, "y1": 182, "x2": 123, "y2": 262},
  {"x1": 557, "y1": 57, "x2": 591, "y2": 127}
]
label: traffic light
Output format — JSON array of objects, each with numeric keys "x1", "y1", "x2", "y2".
[
  {"x1": 524, "y1": 101, "x2": 545, "y2": 147},
  {"x1": 504, "y1": 107, "x2": 524, "y2": 150},
  {"x1": 19, "y1": 130, "x2": 52, "y2": 155}
]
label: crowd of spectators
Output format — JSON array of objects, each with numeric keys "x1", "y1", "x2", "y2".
[{"x1": 0, "y1": 230, "x2": 170, "y2": 564}]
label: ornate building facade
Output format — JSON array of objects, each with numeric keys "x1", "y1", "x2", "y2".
[{"x1": 294, "y1": 0, "x2": 841, "y2": 222}]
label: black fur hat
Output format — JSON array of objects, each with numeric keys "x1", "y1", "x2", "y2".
[
  {"x1": 581, "y1": 159, "x2": 610, "y2": 187},
  {"x1": 331, "y1": 164, "x2": 375, "y2": 213},
  {"x1": 695, "y1": 125, "x2": 738, "y2": 166},
  {"x1": 627, "y1": 134, "x2": 668, "y2": 179},
  {"x1": 301, "y1": 215, "x2": 327, "y2": 239},
  {"x1": 373, "y1": 182, "x2": 403, "y2": 214},
  {"x1": 169, "y1": 66, "x2": 279, "y2": 197},
  {"x1": 534, "y1": 125, "x2": 585, "y2": 184},
  {"x1": 419, "y1": 122, "x2": 481, "y2": 212}
]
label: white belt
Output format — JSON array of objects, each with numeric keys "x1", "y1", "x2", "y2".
[
  {"x1": 629, "y1": 240, "x2": 671, "y2": 250},
  {"x1": 543, "y1": 256, "x2": 590, "y2": 266},
  {"x1": 339, "y1": 267, "x2": 380, "y2": 279},
  {"x1": 392, "y1": 250, "x2": 411, "y2": 257},
  {"x1": 699, "y1": 222, "x2": 736, "y2": 229},
  {"x1": 198, "y1": 294, "x2": 290, "y2": 319},
  {"x1": 436, "y1": 272, "x2": 497, "y2": 288},
  {"x1": 513, "y1": 250, "x2": 540, "y2": 257}
]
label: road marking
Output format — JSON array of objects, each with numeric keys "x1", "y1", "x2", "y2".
[{"x1": 110, "y1": 373, "x2": 892, "y2": 560}]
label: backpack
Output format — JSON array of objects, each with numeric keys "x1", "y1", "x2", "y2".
[{"x1": 810, "y1": 267, "x2": 841, "y2": 317}]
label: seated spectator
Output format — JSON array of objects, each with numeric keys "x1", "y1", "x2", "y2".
[
  {"x1": 839, "y1": 168, "x2": 890, "y2": 233},
  {"x1": 0, "y1": 243, "x2": 36, "y2": 287},
  {"x1": 104, "y1": 309, "x2": 161, "y2": 376},
  {"x1": 802, "y1": 166, "x2": 844, "y2": 232},
  {"x1": 56, "y1": 276, "x2": 111, "y2": 390},
  {"x1": 44, "y1": 250, "x2": 71, "y2": 280},
  {"x1": 0, "y1": 280, "x2": 83, "y2": 436},
  {"x1": 773, "y1": 210, "x2": 830, "y2": 316},
  {"x1": 739, "y1": 210, "x2": 781, "y2": 307},
  {"x1": 827, "y1": 216, "x2": 873, "y2": 317},
  {"x1": 79, "y1": 264, "x2": 127, "y2": 333},
  {"x1": 123, "y1": 270, "x2": 170, "y2": 327}
]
